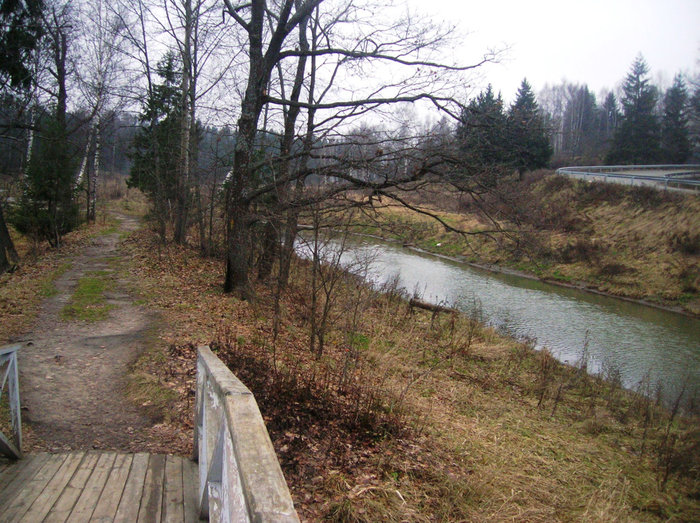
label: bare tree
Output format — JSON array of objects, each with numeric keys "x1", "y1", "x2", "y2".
[
  {"x1": 220, "y1": 0, "x2": 497, "y2": 298},
  {"x1": 74, "y1": 0, "x2": 130, "y2": 221}
]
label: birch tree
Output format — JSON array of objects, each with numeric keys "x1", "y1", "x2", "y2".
[{"x1": 74, "y1": 0, "x2": 129, "y2": 221}]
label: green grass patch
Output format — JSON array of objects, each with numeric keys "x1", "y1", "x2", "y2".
[
  {"x1": 38, "y1": 262, "x2": 72, "y2": 297},
  {"x1": 61, "y1": 271, "x2": 115, "y2": 322}
]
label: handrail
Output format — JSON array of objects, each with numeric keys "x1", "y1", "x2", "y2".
[
  {"x1": 193, "y1": 345, "x2": 299, "y2": 522},
  {"x1": 0, "y1": 344, "x2": 22, "y2": 459}
]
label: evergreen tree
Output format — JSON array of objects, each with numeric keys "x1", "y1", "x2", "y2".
[
  {"x1": 0, "y1": 0, "x2": 44, "y2": 272},
  {"x1": 598, "y1": 92, "x2": 620, "y2": 149},
  {"x1": 691, "y1": 85, "x2": 700, "y2": 162},
  {"x1": 660, "y1": 74, "x2": 691, "y2": 163},
  {"x1": 606, "y1": 55, "x2": 661, "y2": 164},
  {"x1": 507, "y1": 79, "x2": 552, "y2": 178},
  {"x1": 12, "y1": 114, "x2": 80, "y2": 247},
  {"x1": 0, "y1": 0, "x2": 43, "y2": 90},
  {"x1": 128, "y1": 53, "x2": 183, "y2": 236},
  {"x1": 456, "y1": 84, "x2": 509, "y2": 177}
]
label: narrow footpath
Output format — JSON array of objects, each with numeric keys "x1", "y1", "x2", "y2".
[{"x1": 16, "y1": 215, "x2": 166, "y2": 452}]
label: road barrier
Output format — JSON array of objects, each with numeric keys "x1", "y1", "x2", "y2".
[{"x1": 556, "y1": 165, "x2": 700, "y2": 191}]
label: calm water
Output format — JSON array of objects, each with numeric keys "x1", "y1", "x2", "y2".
[{"x1": 297, "y1": 235, "x2": 700, "y2": 403}]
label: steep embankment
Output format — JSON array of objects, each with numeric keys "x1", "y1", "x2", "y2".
[{"x1": 354, "y1": 172, "x2": 700, "y2": 316}]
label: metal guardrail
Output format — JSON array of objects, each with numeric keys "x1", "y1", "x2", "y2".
[
  {"x1": 0, "y1": 344, "x2": 22, "y2": 459},
  {"x1": 556, "y1": 165, "x2": 700, "y2": 189},
  {"x1": 194, "y1": 346, "x2": 299, "y2": 522}
]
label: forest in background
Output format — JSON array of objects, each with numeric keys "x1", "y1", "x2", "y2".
[{"x1": 0, "y1": 0, "x2": 698, "y2": 289}]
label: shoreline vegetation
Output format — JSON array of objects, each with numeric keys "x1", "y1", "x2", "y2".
[
  {"x1": 348, "y1": 171, "x2": 700, "y2": 318},
  {"x1": 2, "y1": 191, "x2": 699, "y2": 521}
]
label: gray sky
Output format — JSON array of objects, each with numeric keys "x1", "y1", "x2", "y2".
[{"x1": 411, "y1": 0, "x2": 700, "y2": 101}]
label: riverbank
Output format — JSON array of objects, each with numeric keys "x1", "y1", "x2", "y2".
[
  {"x1": 350, "y1": 172, "x2": 700, "y2": 316},
  {"x1": 114, "y1": 211, "x2": 698, "y2": 521},
  {"x1": 350, "y1": 230, "x2": 698, "y2": 319},
  {"x1": 5, "y1": 194, "x2": 698, "y2": 520}
]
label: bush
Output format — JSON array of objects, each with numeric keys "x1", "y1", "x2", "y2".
[
  {"x1": 669, "y1": 231, "x2": 700, "y2": 255},
  {"x1": 558, "y1": 238, "x2": 602, "y2": 263},
  {"x1": 627, "y1": 185, "x2": 666, "y2": 209},
  {"x1": 10, "y1": 199, "x2": 80, "y2": 246}
]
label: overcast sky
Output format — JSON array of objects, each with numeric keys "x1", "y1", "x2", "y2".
[{"x1": 410, "y1": 0, "x2": 700, "y2": 101}]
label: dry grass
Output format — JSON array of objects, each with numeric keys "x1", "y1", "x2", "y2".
[{"x1": 118, "y1": 220, "x2": 700, "y2": 522}]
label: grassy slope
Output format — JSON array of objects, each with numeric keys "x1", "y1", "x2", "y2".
[
  {"x1": 353, "y1": 173, "x2": 700, "y2": 315},
  {"x1": 4, "y1": 193, "x2": 698, "y2": 521},
  {"x1": 117, "y1": 217, "x2": 698, "y2": 522}
]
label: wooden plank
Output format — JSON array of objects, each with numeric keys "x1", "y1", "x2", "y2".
[
  {"x1": 43, "y1": 452, "x2": 101, "y2": 523},
  {"x1": 0, "y1": 453, "x2": 68, "y2": 521},
  {"x1": 90, "y1": 453, "x2": 134, "y2": 523},
  {"x1": 0, "y1": 455, "x2": 53, "y2": 513},
  {"x1": 137, "y1": 454, "x2": 166, "y2": 523},
  {"x1": 162, "y1": 455, "x2": 185, "y2": 523},
  {"x1": 114, "y1": 452, "x2": 149, "y2": 523},
  {"x1": 65, "y1": 451, "x2": 117, "y2": 523},
  {"x1": 19, "y1": 451, "x2": 86, "y2": 523},
  {"x1": 0, "y1": 455, "x2": 40, "y2": 494},
  {"x1": 182, "y1": 459, "x2": 199, "y2": 523}
]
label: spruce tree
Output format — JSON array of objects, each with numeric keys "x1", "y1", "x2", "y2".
[
  {"x1": 0, "y1": 0, "x2": 43, "y2": 272},
  {"x1": 128, "y1": 53, "x2": 183, "y2": 237},
  {"x1": 599, "y1": 92, "x2": 620, "y2": 148},
  {"x1": 660, "y1": 74, "x2": 691, "y2": 163},
  {"x1": 0, "y1": 0, "x2": 43, "y2": 90},
  {"x1": 456, "y1": 85, "x2": 509, "y2": 177},
  {"x1": 13, "y1": 115, "x2": 80, "y2": 247},
  {"x1": 691, "y1": 85, "x2": 700, "y2": 162},
  {"x1": 606, "y1": 55, "x2": 661, "y2": 164},
  {"x1": 507, "y1": 79, "x2": 552, "y2": 178}
]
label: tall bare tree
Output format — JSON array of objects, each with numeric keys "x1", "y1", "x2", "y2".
[
  {"x1": 74, "y1": 0, "x2": 129, "y2": 221},
  {"x1": 220, "y1": 0, "x2": 496, "y2": 298}
]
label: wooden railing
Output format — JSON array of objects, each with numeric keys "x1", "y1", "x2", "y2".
[
  {"x1": 194, "y1": 345, "x2": 299, "y2": 522},
  {"x1": 0, "y1": 344, "x2": 22, "y2": 459}
]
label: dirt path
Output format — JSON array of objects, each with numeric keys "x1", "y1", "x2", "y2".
[{"x1": 17, "y1": 215, "x2": 160, "y2": 452}]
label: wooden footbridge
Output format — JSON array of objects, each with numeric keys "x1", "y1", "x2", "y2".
[{"x1": 0, "y1": 345, "x2": 299, "y2": 522}]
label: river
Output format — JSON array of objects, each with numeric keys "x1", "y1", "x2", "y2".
[{"x1": 297, "y1": 234, "x2": 700, "y2": 404}]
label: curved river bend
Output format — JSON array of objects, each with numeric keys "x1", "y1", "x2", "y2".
[{"x1": 298, "y1": 236, "x2": 700, "y2": 403}]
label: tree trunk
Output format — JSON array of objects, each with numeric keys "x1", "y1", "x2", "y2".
[
  {"x1": 257, "y1": 220, "x2": 277, "y2": 280},
  {"x1": 89, "y1": 121, "x2": 100, "y2": 222},
  {"x1": 174, "y1": 0, "x2": 193, "y2": 245},
  {"x1": 0, "y1": 201, "x2": 19, "y2": 274},
  {"x1": 224, "y1": 202, "x2": 252, "y2": 298}
]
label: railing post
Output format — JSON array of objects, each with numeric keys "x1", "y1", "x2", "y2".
[{"x1": 0, "y1": 344, "x2": 22, "y2": 459}]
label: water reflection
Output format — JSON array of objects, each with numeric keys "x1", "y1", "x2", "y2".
[{"x1": 297, "y1": 235, "x2": 700, "y2": 403}]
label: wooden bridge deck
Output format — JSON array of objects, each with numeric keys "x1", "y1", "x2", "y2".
[{"x1": 0, "y1": 452, "x2": 199, "y2": 522}]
